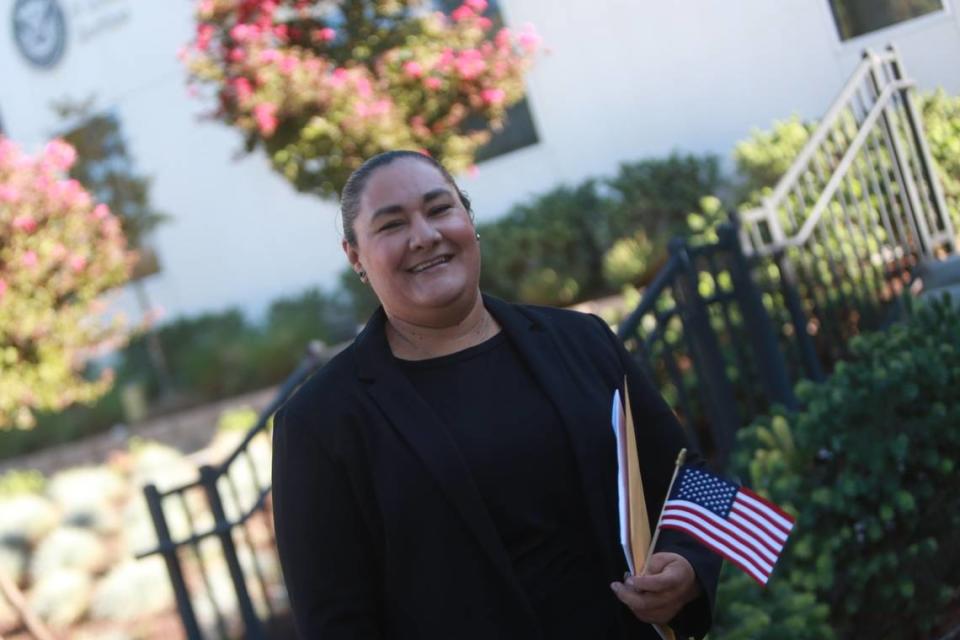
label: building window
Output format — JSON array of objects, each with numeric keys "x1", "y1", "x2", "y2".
[
  {"x1": 828, "y1": 0, "x2": 945, "y2": 41},
  {"x1": 435, "y1": 0, "x2": 539, "y2": 163}
]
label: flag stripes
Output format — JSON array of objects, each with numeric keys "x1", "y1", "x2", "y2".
[{"x1": 661, "y1": 467, "x2": 795, "y2": 586}]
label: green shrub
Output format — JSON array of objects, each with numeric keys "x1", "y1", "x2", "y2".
[
  {"x1": 734, "y1": 91, "x2": 960, "y2": 229},
  {"x1": 918, "y1": 90, "x2": 960, "y2": 230},
  {"x1": 0, "y1": 469, "x2": 45, "y2": 498},
  {"x1": 216, "y1": 406, "x2": 259, "y2": 434},
  {"x1": 732, "y1": 297, "x2": 960, "y2": 638},
  {"x1": 476, "y1": 154, "x2": 726, "y2": 306},
  {"x1": 710, "y1": 565, "x2": 833, "y2": 640}
]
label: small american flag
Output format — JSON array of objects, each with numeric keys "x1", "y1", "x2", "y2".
[{"x1": 659, "y1": 466, "x2": 796, "y2": 586}]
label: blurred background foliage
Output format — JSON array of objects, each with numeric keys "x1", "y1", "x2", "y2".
[{"x1": 4, "y1": 89, "x2": 957, "y2": 460}]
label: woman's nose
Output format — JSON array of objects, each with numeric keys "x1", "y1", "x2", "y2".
[{"x1": 408, "y1": 213, "x2": 441, "y2": 250}]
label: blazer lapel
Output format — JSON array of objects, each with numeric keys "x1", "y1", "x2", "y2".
[
  {"x1": 484, "y1": 296, "x2": 622, "y2": 580},
  {"x1": 352, "y1": 308, "x2": 535, "y2": 621}
]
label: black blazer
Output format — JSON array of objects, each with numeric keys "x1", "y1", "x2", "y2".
[{"x1": 272, "y1": 295, "x2": 721, "y2": 639}]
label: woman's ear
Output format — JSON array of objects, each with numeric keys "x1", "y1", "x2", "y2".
[{"x1": 342, "y1": 239, "x2": 361, "y2": 272}]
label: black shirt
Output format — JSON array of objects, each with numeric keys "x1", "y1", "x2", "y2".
[{"x1": 397, "y1": 332, "x2": 619, "y2": 638}]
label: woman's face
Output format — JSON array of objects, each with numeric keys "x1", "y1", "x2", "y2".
[{"x1": 343, "y1": 158, "x2": 481, "y2": 326}]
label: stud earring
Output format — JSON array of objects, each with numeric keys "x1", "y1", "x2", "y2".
[
  {"x1": 475, "y1": 232, "x2": 481, "y2": 241},
  {"x1": 357, "y1": 270, "x2": 367, "y2": 281}
]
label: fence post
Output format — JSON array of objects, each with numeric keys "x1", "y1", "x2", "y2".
[
  {"x1": 199, "y1": 465, "x2": 266, "y2": 640},
  {"x1": 671, "y1": 239, "x2": 741, "y2": 470},
  {"x1": 143, "y1": 484, "x2": 203, "y2": 640},
  {"x1": 772, "y1": 250, "x2": 825, "y2": 382},
  {"x1": 720, "y1": 224, "x2": 800, "y2": 409}
]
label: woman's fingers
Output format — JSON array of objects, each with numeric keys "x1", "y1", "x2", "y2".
[
  {"x1": 611, "y1": 552, "x2": 701, "y2": 624},
  {"x1": 609, "y1": 581, "x2": 677, "y2": 624}
]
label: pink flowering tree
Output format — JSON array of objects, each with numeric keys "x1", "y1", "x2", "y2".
[
  {"x1": 182, "y1": 0, "x2": 540, "y2": 197},
  {"x1": 0, "y1": 137, "x2": 134, "y2": 429}
]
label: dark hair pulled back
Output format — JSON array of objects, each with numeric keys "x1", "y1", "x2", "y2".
[{"x1": 340, "y1": 150, "x2": 473, "y2": 246}]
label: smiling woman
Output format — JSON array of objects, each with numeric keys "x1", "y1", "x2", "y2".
[{"x1": 271, "y1": 150, "x2": 721, "y2": 639}]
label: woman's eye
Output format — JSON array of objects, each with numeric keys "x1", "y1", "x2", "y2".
[
  {"x1": 378, "y1": 220, "x2": 403, "y2": 232},
  {"x1": 429, "y1": 205, "x2": 452, "y2": 216}
]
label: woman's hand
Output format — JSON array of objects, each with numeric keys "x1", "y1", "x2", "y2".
[{"x1": 610, "y1": 552, "x2": 700, "y2": 625}]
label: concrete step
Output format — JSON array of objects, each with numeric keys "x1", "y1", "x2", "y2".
[{"x1": 915, "y1": 254, "x2": 960, "y2": 290}]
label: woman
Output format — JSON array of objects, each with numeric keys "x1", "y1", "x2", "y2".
[{"x1": 272, "y1": 150, "x2": 720, "y2": 639}]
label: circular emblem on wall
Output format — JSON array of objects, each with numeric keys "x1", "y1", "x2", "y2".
[{"x1": 12, "y1": 0, "x2": 67, "y2": 69}]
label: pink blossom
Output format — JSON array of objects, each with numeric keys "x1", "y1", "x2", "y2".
[
  {"x1": 403, "y1": 61, "x2": 423, "y2": 78},
  {"x1": 253, "y1": 102, "x2": 278, "y2": 136},
  {"x1": 0, "y1": 278, "x2": 6, "y2": 299},
  {"x1": 451, "y1": 5, "x2": 474, "y2": 21},
  {"x1": 467, "y1": 164, "x2": 479, "y2": 177},
  {"x1": 51, "y1": 243, "x2": 68, "y2": 259},
  {"x1": 102, "y1": 217, "x2": 122, "y2": 237},
  {"x1": 518, "y1": 24, "x2": 541, "y2": 52},
  {"x1": 0, "y1": 185, "x2": 21, "y2": 203},
  {"x1": 353, "y1": 75, "x2": 373, "y2": 98},
  {"x1": 273, "y1": 24, "x2": 289, "y2": 40},
  {"x1": 354, "y1": 99, "x2": 391, "y2": 118},
  {"x1": 423, "y1": 76, "x2": 443, "y2": 90},
  {"x1": 92, "y1": 203, "x2": 111, "y2": 220},
  {"x1": 278, "y1": 55, "x2": 298, "y2": 75},
  {"x1": 475, "y1": 16, "x2": 492, "y2": 30},
  {"x1": 44, "y1": 139, "x2": 77, "y2": 171},
  {"x1": 454, "y1": 49, "x2": 486, "y2": 79},
  {"x1": 228, "y1": 47, "x2": 246, "y2": 62},
  {"x1": 12, "y1": 215, "x2": 38, "y2": 233},
  {"x1": 494, "y1": 28, "x2": 511, "y2": 49},
  {"x1": 259, "y1": 48, "x2": 282, "y2": 64},
  {"x1": 196, "y1": 23, "x2": 215, "y2": 51},
  {"x1": 69, "y1": 255, "x2": 88, "y2": 273},
  {"x1": 410, "y1": 115, "x2": 429, "y2": 136},
  {"x1": 21, "y1": 251, "x2": 38, "y2": 268},
  {"x1": 230, "y1": 23, "x2": 255, "y2": 42},
  {"x1": 436, "y1": 48, "x2": 455, "y2": 71},
  {"x1": 370, "y1": 99, "x2": 392, "y2": 116},
  {"x1": 232, "y1": 76, "x2": 253, "y2": 102},
  {"x1": 0, "y1": 138, "x2": 19, "y2": 165},
  {"x1": 329, "y1": 67, "x2": 349, "y2": 88},
  {"x1": 198, "y1": 0, "x2": 214, "y2": 14},
  {"x1": 480, "y1": 87, "x2": 506, "y2": 105},
  {"x1": 313, "y1": 27, "x2": 336, "y2": 43},
  {"x1": 465, "y1": 0, "x2": 488, "y2": 11},
  {"x1": 303, "y1": 59, "x2": 322, "y2": 73},
  {"x1": 58, "y1": 179, "x2": 91, "y2": 208}
]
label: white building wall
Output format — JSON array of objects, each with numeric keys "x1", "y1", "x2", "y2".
[{"x1": 1, "y1": 0, "x2": 958, "y2": 322}]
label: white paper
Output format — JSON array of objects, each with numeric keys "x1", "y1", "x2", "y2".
[{"x1": 611, "y1": 389, "x2": 635, "y2": 576}]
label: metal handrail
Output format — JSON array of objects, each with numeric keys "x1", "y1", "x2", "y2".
[
  {"x1": 788, "y1": 79, "x2": 911, "y2": 249},
  {"x1": 738, "y1": 45, "x2": 953, "y2": 259}
]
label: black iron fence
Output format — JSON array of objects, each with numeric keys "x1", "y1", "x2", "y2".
[
  {"x1": 137, "y1": 344, "x2": 326, "y2": 640},
  {"x1": 617, "y1": 217, "x2": 923, "y2": 469}
]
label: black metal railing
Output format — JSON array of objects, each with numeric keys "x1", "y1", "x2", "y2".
[{"x1": 137, "y1": 343, "x2": 327, "y2": 639}]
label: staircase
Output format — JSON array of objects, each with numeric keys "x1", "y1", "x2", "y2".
[{"x1": 618, "y1": 44, "x2": 957, "y2": 466}]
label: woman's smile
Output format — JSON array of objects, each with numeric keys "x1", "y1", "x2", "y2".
[{"x1": 408, "y1": 254, "x2": 453, "y2": 273}]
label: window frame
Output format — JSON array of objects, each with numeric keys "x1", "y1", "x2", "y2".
[{"x1": 822, "y1": 0, "x2": 953, "y2": 46}]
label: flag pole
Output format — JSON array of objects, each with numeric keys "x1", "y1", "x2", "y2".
[{"x1": 641, "y1": 448, "x2": 687, "y2": 572}]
